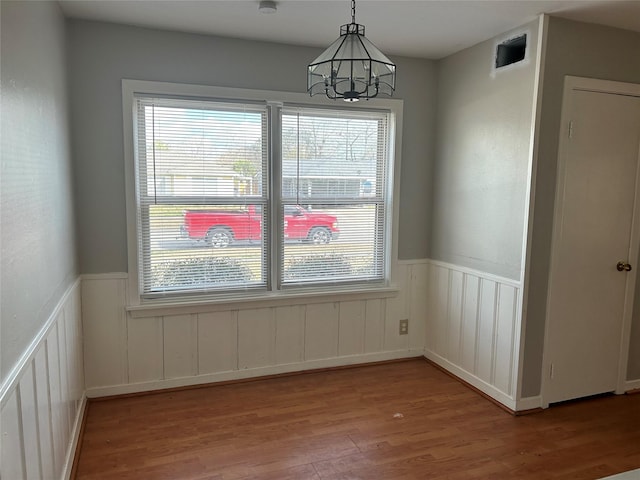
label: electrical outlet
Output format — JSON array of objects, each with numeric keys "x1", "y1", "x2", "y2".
[{"x1": 399, "y1": 319, "x2": 409, "y2": 335}]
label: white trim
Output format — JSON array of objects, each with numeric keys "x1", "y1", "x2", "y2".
[
  {"x1": 389, "y1": 103, "x2": 403, "y2": 292},
  {"x1": 515, "y1": 395, "x2": 543, "y2": 411},
  {"x1": 426, "y1": 259, "x2": 521, "y2": 289},
  {"x1": 599, "y1": 468, "x2": 640, "y2": 480},
  {"x1": 571, "y1": 78, "x2": 640, "y2": 97},
  {"x1": 624, "y1": 379, "x2": 640, "y2": 392},
  {"x1": 127, "y1": 285, "x2": 399, "y2": 318},
  {"x1": 0, "y1": 278, "x2": 84, "y2": 479},
  {"x1": 122, "y1": 80, "x2": 140, "y2": 306},
  {"x1": 86, "y1": 349, "x2": 424, "y2": 398},
  {"x1": 397, "y1": 258, "x2": 430, "y2": 265},
  {"x1": 0, "y1": 277, "x2": 81, "y2": 407},
  {"x1": 122, "y1": 79, "x2": 404, "y2": 306},
  {"x1": 540, "y1": 76, "x2": 640, "y2": 407},
  {"x1": 517, "y1": 13, "x2": 548, "y2": 403},
  {"x1": 424, "y1": 350, "x2": 516, "y2": 411},
  {"x1": 81, "y1": 272, "x2": 129, "y2": 281},
  {"x1": 617, "y1": 136, "x2": 640, "y2": 394},
  {"x1": 61, "y1": 394, "x2": 87, "y2": 480}
]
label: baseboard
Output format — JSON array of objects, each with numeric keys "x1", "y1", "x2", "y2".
[
  {"x1": 624, "y1": 379, "x2": 640, "y2": 393},
  {"x1": 424, "y1": 350, "x2": 517, "y2": 412},
  {"x1": 62, "y1": 394, "x2": 88, "y2": 480},
  {"x1": 599, "y1": 468, "x2": 640, "y2": 479},
  {"x1": 87, "y1": 349, "x2": 424, "y2": 398},
  {"x1": 515, "y1": 395, "x2": 543, "y2": 412}
]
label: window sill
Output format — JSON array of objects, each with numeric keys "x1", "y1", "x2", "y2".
[{"x1": 127, "y1": 285, "x2": 400, "y2": 318}]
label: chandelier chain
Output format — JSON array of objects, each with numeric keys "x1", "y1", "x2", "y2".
[{"x1": 351, "y1": 0, "x2": 356, "y2": 24}]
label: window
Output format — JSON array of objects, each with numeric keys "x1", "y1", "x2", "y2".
[
  {"x1": 126, "y1": 82, "x2": 398, "y2": 301},
  {"x1": 281, "y1": 107, "x2": 388, "y2": 286}
]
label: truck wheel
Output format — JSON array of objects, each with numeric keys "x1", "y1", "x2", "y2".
[
  {"x1": 308, "y1": 227, "x2": 331, "y2": 245},
  {"x1": 207, "y1": 228, "x2": 233, "y2": 248}
]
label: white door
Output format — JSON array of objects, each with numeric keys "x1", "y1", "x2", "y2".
[{"x1": 545, "y1": 77, "x2": 640, "y2": 405}]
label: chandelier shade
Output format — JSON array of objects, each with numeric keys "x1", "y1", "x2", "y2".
[{"x1": 307, "y1": 2, "x2": 396, "y2": 102}]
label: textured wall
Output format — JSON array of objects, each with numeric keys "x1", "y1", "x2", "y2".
[
  {"x1": 0, "y1": 0, "x2": 77, "y2": 382},
  {"x1": 430, "y1": 21, "x2": 539, "y2": 281},
  {"x1": 66, "y1": 20, "x2": 437, "y2": 273}
]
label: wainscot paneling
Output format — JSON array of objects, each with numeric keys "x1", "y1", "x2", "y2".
[
  {"x1": 0, "y1": 279, "x2": 86, "y2": 480},
  {"x1": 198, "y1": 311, "x2": 238, "y2": 374},
  {"x1": 424, "y1": 260, "x2": 523, "y2": 410},
  {"x1": 80, "y1": 262, "x2": 543, "y2": 411},
  {"x1": 274, "y1": 306, "x2": 305, "y2": 365},
  {"x1": 82, "y1": 266, "x2": 426, "y2": 397}
]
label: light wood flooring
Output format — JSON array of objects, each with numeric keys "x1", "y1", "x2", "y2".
[{"x1": 74, "y1": 359, "x2": 640, "y2": 479}]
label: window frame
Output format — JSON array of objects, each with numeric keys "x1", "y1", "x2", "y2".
[
  {"x1": 134, "y1": 97, "x2": 271, "y2": 298},
  {"x1": 279, "y1": 106, "x2": 391, "y2": 290},
  {"x1": 122, "y1": 80, "x2": 403, "y2": 307}
]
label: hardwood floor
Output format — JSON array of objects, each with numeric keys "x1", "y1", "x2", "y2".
[{"x1": 74, "y1": 359, "x2": 640, "y2": 479}]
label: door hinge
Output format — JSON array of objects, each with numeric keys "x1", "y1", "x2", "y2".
[{"x1": 568, "y1": 120, "x2": 574, "y2": 139}]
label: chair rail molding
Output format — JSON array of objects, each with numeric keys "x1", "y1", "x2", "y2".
[{"x1": 0, "y1": 278, "x2": 86, "y2": 480}]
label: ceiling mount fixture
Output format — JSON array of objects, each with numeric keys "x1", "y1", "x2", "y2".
[
  {"x1": 258, "y1": 1, "x2": 277, "y2": 14},
  {"x1": 307, "y1": 0, "x2": 396, "y2": 102}
]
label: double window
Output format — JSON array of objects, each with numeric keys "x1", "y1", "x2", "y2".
[{"x1": 126, "y1": 82, "x2": 398, "y2": 301}]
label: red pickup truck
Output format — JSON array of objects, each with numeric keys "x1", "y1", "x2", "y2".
[{"x1": 182, "y1": 205, "x2": 339, "y2": 248}]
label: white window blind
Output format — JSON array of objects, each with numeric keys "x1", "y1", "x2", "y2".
[
  {"x1": 130, "y1": 86, "x2": 395, "y2": 300},
  {"x1": 280, "y1": 107, "x2": 389, "y2": 286},
  {"x1": 134, "y1": 96, "x2": 268, "y2": 297}
]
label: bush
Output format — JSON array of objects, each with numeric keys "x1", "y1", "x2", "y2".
[
  {"x1": 350, "y1": 257, "x2": 375, "y2": 277},
  {"x1": 284, "y1": 253, "x2": 352, "y2": 281},
  {"x1": 152, "y1": 257, "x2": 252, "y2": 289}
]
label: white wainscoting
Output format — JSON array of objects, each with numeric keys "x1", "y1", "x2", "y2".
[
  {"x1": 0, "y1": 278, "x2": 86, "y2": 480},
  {"x1": 82, "y1": 263, "x2": 428, "y2": 397},
  {"x1": 81, "y1": 261, "x2": 544, "y2": 411},
  {"x1": 424, "y1": 260, "x2": 525, "y2": 411}
]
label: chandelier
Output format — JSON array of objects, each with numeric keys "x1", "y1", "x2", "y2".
[{"x1": 307, "y1": 0, "x2": 396, "y2": 102}]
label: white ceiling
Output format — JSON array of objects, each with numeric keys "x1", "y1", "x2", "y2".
[{"x1": 59, "y1": 0, "x2": 640, "y2": 59}]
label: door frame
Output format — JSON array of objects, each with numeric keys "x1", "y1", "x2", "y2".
[{"x1": 541, "y1": 75, "x2": 640, "y2": 408}]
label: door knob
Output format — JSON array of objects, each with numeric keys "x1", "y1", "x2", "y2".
[{"x1": 616, "y1": 262, "x2": 632, "y2": 272}]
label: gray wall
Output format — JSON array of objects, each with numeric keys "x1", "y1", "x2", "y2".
[
  {"x1": 67, "y1": 20, "x2": 437, "y2": 273},
  {"x1": 0, "y1": 1, "x2": 77, "y2": 382},
  {"x1": 522, "y1": 17, "x2": 640, "y2": 396},
  {"x1": 430, "y1": 21, "x2": 539, "y2": 280}
]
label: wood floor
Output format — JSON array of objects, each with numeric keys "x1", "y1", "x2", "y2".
[{"x1": 74, "y1": 359, "x2": 640, "y2": 479}]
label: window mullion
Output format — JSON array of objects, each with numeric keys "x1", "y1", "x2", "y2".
[
  {"x1": 139, "y1": 196, "x2": 267, "y2": 206},
  {"x1": 268, "y1": 102, "x2": 284, "y2": 292}
]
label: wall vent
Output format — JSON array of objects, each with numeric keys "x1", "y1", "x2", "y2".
[{"x1": 495, "y1": 34, "x2": 527, "y2": 69}]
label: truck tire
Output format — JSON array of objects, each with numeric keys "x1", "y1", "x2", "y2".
[
  {"x1": 207, "y1": 227, "x2": 233, "y2": 248},
  {"x1": 308, "y1": 227, "x2": 331, "y2": 245}
]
